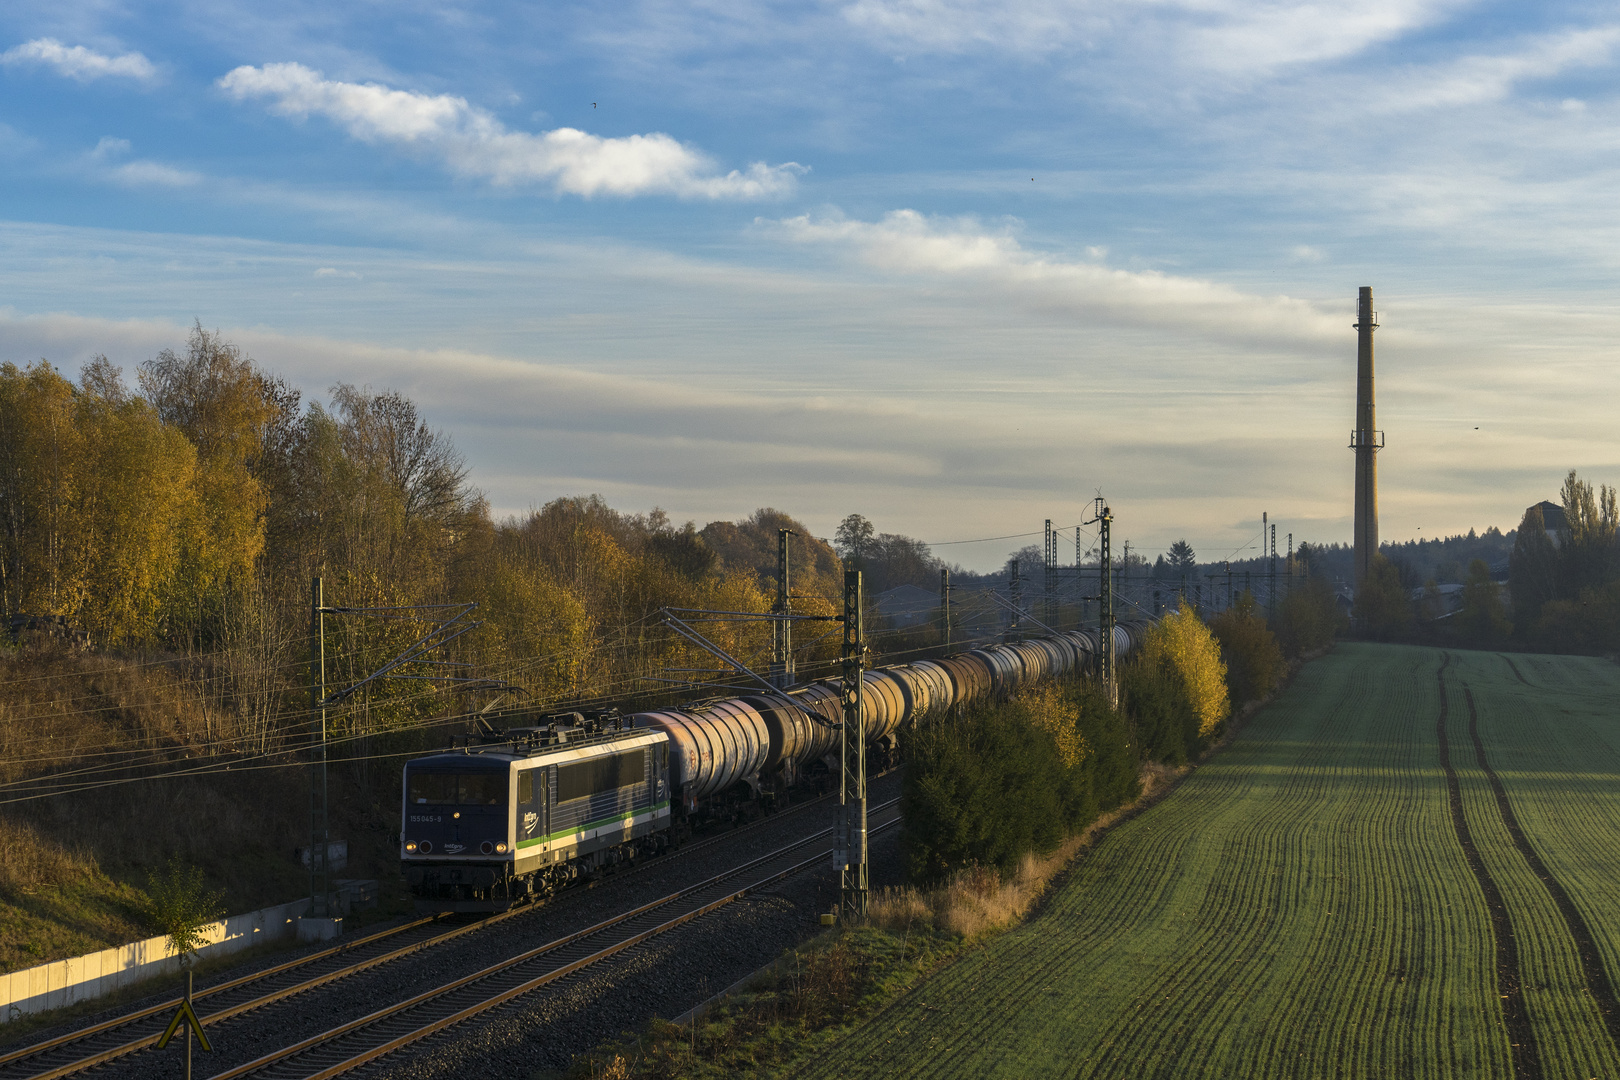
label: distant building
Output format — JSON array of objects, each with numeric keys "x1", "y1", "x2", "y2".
[
  {"x1": 1410, "y1": 582, "x2": 1466, "y2": 619},
  {"x1": 1529, "y1": 500, "x2": 1566, "y2": 547}
]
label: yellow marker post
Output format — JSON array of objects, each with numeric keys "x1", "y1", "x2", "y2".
[{"x1": 157, "y1": 972, "x2": 212, "y2": 1079}]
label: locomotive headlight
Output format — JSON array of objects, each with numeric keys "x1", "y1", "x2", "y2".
[
  {"x1": 496, "y1": 842, "x2": 508, "y2": 853},
  {"x1": 405, "y1": 842, "x2": 418, "y2": 853}
]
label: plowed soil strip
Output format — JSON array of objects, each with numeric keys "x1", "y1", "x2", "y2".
[
  {"x1": 1436, "y1": 657, "x2": 1539, "y2": 1079},
  {"x1": 1464, "y1": 683, "x2": 1620, "y2": 1050}
]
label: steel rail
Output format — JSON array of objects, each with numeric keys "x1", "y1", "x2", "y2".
[
  {"x1": 0, "y1": 917, "x2": 440, "y2": 1069},
  {"x1": 5, "y1": 778, "x2": 893, "y2": 1080},
  {"x1": 5, "y1": 914, "x2": 521, "y2": 1080},
  {"x1": 211, "y1": 801, "x2": 903, "y2": 1080}
]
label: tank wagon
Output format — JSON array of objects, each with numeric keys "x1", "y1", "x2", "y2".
[{"x1": 401, "y1": 620, "x2": 1150, "y2": 912}]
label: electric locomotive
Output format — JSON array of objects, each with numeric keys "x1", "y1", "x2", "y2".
[{"x1": 401, "y1": 710, "x2": 672, "y2": 912}]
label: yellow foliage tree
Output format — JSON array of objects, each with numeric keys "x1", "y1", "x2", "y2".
[
  {"x1": 140, "y1": 328, "x2": 279, "y2": 641},
  {"x1": 74, "y1": 362, "x2": 200, "y2": 644},
  {"x1": 0, "y1": 359, "x2": 202, "y2": 646},
  {"x1": 1138, "y1": 599, "x2": 1230, "y2": 738},
  {"x1": 1014, "y1": 682, "x2": 1091, "y2": 768},
  {"x1": 0, "y1": 361, "x2": 83, "y2": 619}
]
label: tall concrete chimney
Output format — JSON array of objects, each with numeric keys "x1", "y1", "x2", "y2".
[{"x1": 1351, "y1": 287, "x2": 1382, "y2": 588}]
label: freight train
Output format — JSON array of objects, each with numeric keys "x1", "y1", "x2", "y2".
[{"x1": 401, "y1": 621, "x2": 1149, "y2": 913}]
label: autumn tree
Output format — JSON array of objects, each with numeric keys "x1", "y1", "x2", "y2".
[
  {"x1": 73, "y1": 360, "x2": 199, "y2": 644},
  {"x1": 0, "y1": 360, "x2": 199, "y2": 646},
  {"x1": 1509, "y1": 503, "x2": 1557, "y2": 634},
  {"x1": 700, "y1": 508, "x2": 841, "y2": 606},
  {"x1": 1353, "y1": 554, "x2": 1413, "y2": 641},
  {"x1": 1208, "y1": 592, "x2": 1283, "y2": 704},
  {"x1": 1455, "y1": 558, "x2": 1510, "y2": 645},
  {"x1": 140, "y1": 325, "x2": 285, "y2": 646},
  {"x1": 1272, "y1": 574, "x2": 1340, "y2": 657},
  {"x1": 0, "y1": 361, "x2": 82, "y2": 621},
  {"x1": 833, "y1": 513, "x2": 874, "y2": 565},
  {"x1": 1556, "y1": 469, "x2": 1618, "y2": 598},
  {"x1": 1136, "y1": 599, "x2": 1229, "y2": 740}
]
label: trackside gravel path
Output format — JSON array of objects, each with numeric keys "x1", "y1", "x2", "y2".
[{"x1": 799, "y1": 644, "x2": 1620, "y2": 1080}]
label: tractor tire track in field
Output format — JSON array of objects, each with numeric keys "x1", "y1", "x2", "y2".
[
  {"x1": 1501, "y1": 656, "x2": 1530, "y2": 686},
  {"x1": 1435, "y1": 656, "x2": 1541, "y2": 1079},
  {"x1": 1463, "y1": 683, "x2": 1620, "y2": 1052}
]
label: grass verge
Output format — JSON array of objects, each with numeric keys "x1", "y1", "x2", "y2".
[
  {"x1": 543, "y1": 755, "x2": 1205, "y2": 1080},
  {"x1": 546, "y1": 656, "x2": 1326, "y2": 1080}
]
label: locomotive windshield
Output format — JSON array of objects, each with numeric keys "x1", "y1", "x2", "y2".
[{"x1": 408, "y1": 771, "x2": 507, "y2": 805}]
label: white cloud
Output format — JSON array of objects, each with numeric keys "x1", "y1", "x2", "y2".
[
  {"x1": 78, "y1": 135, "x2": 201, "y2": 188},
  {"x1": 769, "y1": 209, "x2": 1340, "y2": 345},
  {"x1": 838, "y1": 0, "x2": 1468, "y2": 73},
  {"x1": 1366, "y1": 26, "x2": 1620, "y2": 112},
  {"x1": 217, "y1": 62, "x2": 804, "y2": 199},
  {"x1": 314, "y1": 267, "x2": 361, "y2": 279},
  {"x1": 106, "y1": 160, "x2": 203, "y2": 187},
  {"x1": 0, "y1": 38, "x2": 157, "y2": 83},
  {"x1": 90, "y1": 136, "x2": 131, "y2": 160},
  {"x1": 3, "y1": 224, "x2": 1616, "y2": 561}
]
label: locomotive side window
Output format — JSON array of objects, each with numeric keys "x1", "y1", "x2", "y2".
[
  {"x1": 408, "y1": 772, "x2": 508, "y2": 805},
  {"x1": 556, "y1": 749, "x2": 649, "y2": 802}
]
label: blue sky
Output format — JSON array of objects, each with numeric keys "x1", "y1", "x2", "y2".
[{"x1": 2, "y1": 1, "x2": 1618, "y2": 569}]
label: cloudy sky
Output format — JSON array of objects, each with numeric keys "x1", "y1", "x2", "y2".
[{"x1": 2, "y1": 1, "x2": 1617, "y2": 569}]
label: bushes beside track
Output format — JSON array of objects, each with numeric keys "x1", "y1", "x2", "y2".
[
  {"x1": 898, "y1": 681, "x2": 1136, "y2": 884},
  {"x1": 1209, "y1": 593, "x2": 1285, "y2": 707},
  {"x1": 1124, "y1": 600, "x2": 1231, "y2": 766},
  {"x1": 901, "y1": 603, "x2": 1240, "y2": 885}
]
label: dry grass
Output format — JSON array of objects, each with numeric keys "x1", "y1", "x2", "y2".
[
  {"x1": 0, "y1": 643, "x2": 419, "y2": 975},
  {"x1": 0, "y1": 817, "x2": 98, "y2": 893},
  {"x1": 868, "y1": 756, "x2": 1200, "y2": 941},
  {"x1": 866, "y1": 835, "x2": 1085, "y2": 939},
  {"x1": 552, "y1": 929, "x2": 914, "y2": 1080}
]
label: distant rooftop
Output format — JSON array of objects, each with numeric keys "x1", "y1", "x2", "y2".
[{"x1": 1532, "y1": 500, "x2": 1567, "y2": 533}]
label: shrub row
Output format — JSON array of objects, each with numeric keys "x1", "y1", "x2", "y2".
[
  {"x1": 899, "y1": 680, "x2": 1135, "y2": 885},
  {"x1": 903, "y1": 594, "x2": 1330, "y2": 887}
]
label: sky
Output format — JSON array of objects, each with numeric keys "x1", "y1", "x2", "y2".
[{"x1": 2, "y1": 1, "x2": 1618, "y2": 571}]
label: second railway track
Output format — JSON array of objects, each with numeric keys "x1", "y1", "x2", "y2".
[
  {"x1": 212, "y1": 798, "x2": 902, "y2": 1080},
  {"x1": 2, "y1": 780, "x2": 896, "y2": 1080}
]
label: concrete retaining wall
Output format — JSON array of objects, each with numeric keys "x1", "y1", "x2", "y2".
[{"x1": 1, "y1": 879, "x2": 376, "y2": 1024}]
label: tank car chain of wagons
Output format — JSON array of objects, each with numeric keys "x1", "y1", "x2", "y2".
[{"x1": 400, "y1": 622, "x2": 1149, "y2": 913}]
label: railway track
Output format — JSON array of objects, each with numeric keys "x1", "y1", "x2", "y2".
[
  {"x1": 0, "y1": 780, "x2": 891, "y2": 1080},
  {"x1": 212, "y1": 798, "x2": 901, "y2": 1080}
]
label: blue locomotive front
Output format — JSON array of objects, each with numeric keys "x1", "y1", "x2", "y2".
[{"x1": 401, "y1": 714, "x2": 672, "y2": 913}]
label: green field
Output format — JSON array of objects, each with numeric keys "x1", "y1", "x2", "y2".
[{"x1": 796, "y1": 644, "x2": 1620, "y2": 1079}]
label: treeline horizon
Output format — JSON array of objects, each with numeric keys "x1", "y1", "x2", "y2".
[
  {"x1": 3, "y1": 329, "x2": 1145, "y2": 764},
  {"x1": 0, "y1": 329, "x2": 866, "y2": 758},
  {"x1": 1344, "y1": 470, "x2": 1620, "y2": 653}
]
